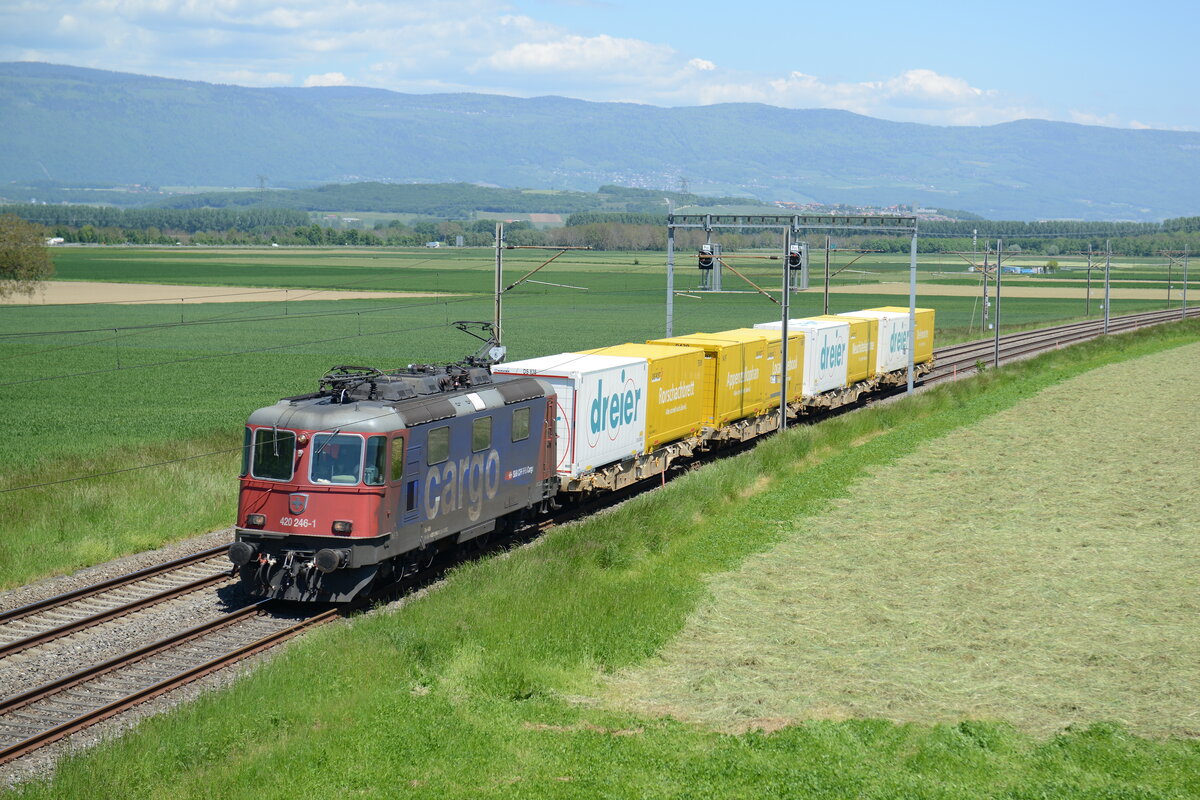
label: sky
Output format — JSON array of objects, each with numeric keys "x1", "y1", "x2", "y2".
[{"x1": 2, "y1": 0, "x2": 1197, "y2": 130}]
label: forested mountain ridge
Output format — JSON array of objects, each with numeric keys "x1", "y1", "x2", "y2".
[{"x1": 3, "y1": 62, "x2": 1198, "y2": 221}]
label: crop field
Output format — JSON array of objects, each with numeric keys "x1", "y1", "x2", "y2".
[
  {"x1": 34, "y1": 246, "x2": 1191, "y2": 331},
  {"x1": 607, "y1": 342, "x2": 1200, "y2": 738},
  {"x1": 0, "y1": 246, "x2": 1187, "y2": 588},
  {"x1": 13, "y1": 318, "x2": 1200, "y2": 799}
]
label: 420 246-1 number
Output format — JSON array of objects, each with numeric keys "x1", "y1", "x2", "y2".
[{"x1": 279, "y1": 517, "x2": 317, "y2": 529}]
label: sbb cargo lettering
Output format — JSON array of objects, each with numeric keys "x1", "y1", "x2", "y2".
[{"x1": 423, "y1": 449, "x2": 502, "y2": 523}]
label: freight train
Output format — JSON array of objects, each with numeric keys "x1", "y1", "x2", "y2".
[{"x1": 229, "y1": 308, "x2": 934, "y2": 601}]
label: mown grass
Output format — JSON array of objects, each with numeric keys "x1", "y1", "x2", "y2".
[
  {"x1": 608, "y1": 342, "x2": 1200, "y2": 738},
  {"x1": 0, "y1": 245, "x2": 1180, "y2": 587},
  {"x1": 10, "y1": 317, "x2": 1200, "y2": 799}
]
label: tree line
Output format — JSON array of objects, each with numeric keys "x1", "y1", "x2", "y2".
[
  {"x1": 6, "y1": 204, "x2": 1200, "y2": 255},
  {"x1": 145, "y1": 183, "x2": 760, "y2": 217},
  {"x1": 1, "y1": 204, "x2": 309, "y2": 233}
]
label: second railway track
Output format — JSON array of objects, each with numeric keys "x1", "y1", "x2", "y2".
[
  {"x1": 0, "y1": 546, "x2": 233, "y2": 659},
  {"x1": 0, "y1": 600, "x2": 337, "y2": 765}
]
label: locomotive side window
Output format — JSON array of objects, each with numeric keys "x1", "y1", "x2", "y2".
[
  {"x1": 512, "y1": 407, "x2": 530, "y2": 442},
  {"x1": 364, "y1": 436, "x2": 387, "y2": 486},
  {"x1": 240, "y1": 427, "x2": 251, "y2": 477},
  {"x1": 428, "y1": 426, "x2": 450, "y2": 465},
  {"x1": 251, "y1": 428, "x2": 295, "y2": 481},
  {"x1": 390, "y1": 437, "x2": 405, "y2": 482},
  {"x1": 472, "y1": 416, "x2": 492, "y2": 452},
  {"x1": 310, "y1": 433, "x2": 363, "y2": 485}
]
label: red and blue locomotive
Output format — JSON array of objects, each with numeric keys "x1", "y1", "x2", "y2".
[{"x1": 229, "y1": 355, "x2": 556, "y2": 602}]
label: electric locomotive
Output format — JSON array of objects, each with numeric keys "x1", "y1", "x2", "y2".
[{"x1": 229, "y1": 337, "x2": 556, "y2": 602}]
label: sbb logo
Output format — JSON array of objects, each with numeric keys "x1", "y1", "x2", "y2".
[{"x1": 819, "y1": 342, "x2": 846, "y2": 370}]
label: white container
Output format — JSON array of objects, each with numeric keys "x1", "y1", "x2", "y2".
[
  {"x1": 753, "y1": 319, "x2": 849, "y2": 395},
  {"x1": 844, "y1": 309, "x2": 909, "y2": 373},
  {"x1": 493, "y1": 353, "x2": 648, "y2": 478}
]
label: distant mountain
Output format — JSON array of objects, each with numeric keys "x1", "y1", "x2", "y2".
[{"x1": 2, "y1": 62, "x2": 1198, "y2": 221}]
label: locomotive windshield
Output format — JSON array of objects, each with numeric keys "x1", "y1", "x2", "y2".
[
  {"x1": 252, "y1": 428, "x2": 296, "y2": 481},
  {"x1": 310, "y1": 433, "x2": 363, "y2": 485}
]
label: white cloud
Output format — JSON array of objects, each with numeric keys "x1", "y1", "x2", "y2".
[
  {"x1": 483, "y1": 33, "x2": 674, "y2": 75},
  {"x1": 688, "y1": 58, "x2": 715, "y2": 71},
  {"x1": 688, "y1": 68, "x2": 1028, "y2": 125},
  {"x1": 303, "y1": 71, "x2": 347, "y2": 87},
  {"x1": 1069, "y1": 110, "x2": 1161, "y2": 130},
  {"x1": 879, "y1": 69, "x2": 990, "y2": 106}
]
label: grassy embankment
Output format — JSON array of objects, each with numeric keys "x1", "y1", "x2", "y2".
[
  {"x1": 9, "y1": 315, "x2": 1200, "y2": 798},
  {"x1": 2, "y1": 247, "x2": 1172, "y2": 589}
]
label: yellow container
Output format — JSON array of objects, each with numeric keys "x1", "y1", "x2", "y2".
[
  {"x1": 719, "y1": 328, "x2": 804, "y2": 405},
  {"x1": 810, "y1": 314, "x2": 874, "y2": 384},
  {"x1": 864, "y1": 306, "x2": 936, "y2": 364},
  {"x1": 647, "y1": 333, "x2": 769, "y2": 425},
  {"x1": 578, "y1": 343, "x2": 706, "y2": 450}
]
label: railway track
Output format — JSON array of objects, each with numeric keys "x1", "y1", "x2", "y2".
[
  {"x1": 928, "y1": 307, "x2": 1200, "y2": 383},
  {"x1": 0, "y1": 600, "x2": 338, "y2": 765},
  {"x1": 1, "y1": 304, "x2": 1195, "y2": 769},
  {"x1": 0, "y1": 546, "x2": 232, "y2": 659}
]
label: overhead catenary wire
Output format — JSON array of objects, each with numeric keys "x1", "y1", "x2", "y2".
[
  {"x1": 0, "y1": 295, "x2": 486, "y2": 368},
  {"x1": 0, "y1": 408, "x2": 406, "y2": 495},
  {"x1": 0, "y1": 315, "x2": 476, "y2": 388},
  {"x1": 0, "y1": 290, "x2": 680, "y2": 387},
  {"x1": 1, "y1": 293, "x2": 680, "y2": 492},
  {"x1": 0, "y1": 254, "x2": 449, "y2": 340}
]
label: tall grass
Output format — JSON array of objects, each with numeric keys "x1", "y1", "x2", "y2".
[{"x1": 11, "y1": 318, "x2": 1200, "y2": 798}]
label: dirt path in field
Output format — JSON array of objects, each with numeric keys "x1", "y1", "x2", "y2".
[
  {"x1": 820, "y1": 281, "x2": 1178, "y2": 300},
  {"x1": 1, "y1": 281, "x2": 458, "y2": 305}
]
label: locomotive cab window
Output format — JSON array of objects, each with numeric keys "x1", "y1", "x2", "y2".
[
  {"x1": 251, "y1": 428, "x2": 295, "y2": 481},
  {"x1": 511, "y1": 407, "x2": 530, "y2": 442},
  {"x1": 364, "y1": 436, "x2": 387, "y2": 486},
  {"x1": 390, "y1": 437, "x2": 405, "y2": 482},
  {"x1": 472, "y1": 416, "x2": 492, "y2": 452},
  {"x1": 240, "y1": 427, "x2": 251, "y2": 476},
  {"x1": 310, "y1": 433, "x2": 363, "y2": 485},
  {"x1": 427, "y1": 426, "x2": 450, "y2": 465}
]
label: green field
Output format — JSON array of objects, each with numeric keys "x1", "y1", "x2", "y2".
[
  {"x1": 9, "y1": 316, "x2": 1200, "y2": 799},
  {"x1": 0, "y1": 246, "x2": 1186, "y2": 587}
]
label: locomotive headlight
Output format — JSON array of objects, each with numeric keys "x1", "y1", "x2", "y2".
[
  {"x1": 296, "y1": 433, "x2": 309, "y2": 447},
  {"x1": 245, "y1": 513, "x2": 266, "y2": 528},
  {"x1": 331, "y1": 520, "x2": 353, "y2": 534}
]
